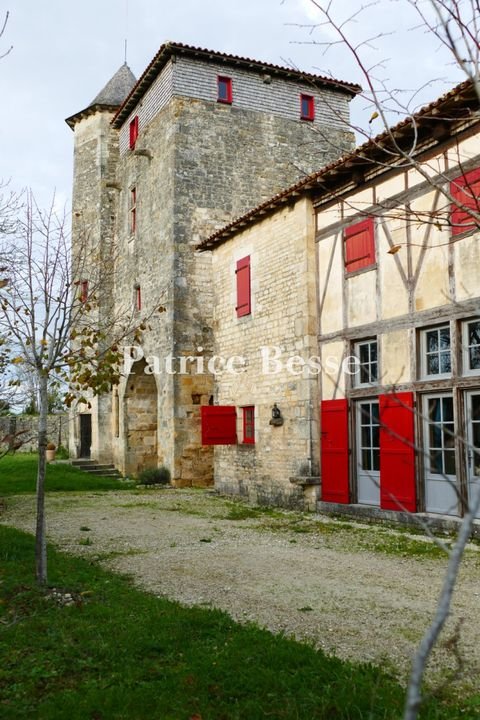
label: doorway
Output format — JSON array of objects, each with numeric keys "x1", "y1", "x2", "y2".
[
  {"x1": 465, "y1": 391, "x2": 480, "y2": 518},
  {"x1": 423, "y1": 394, "x2": 458, "y2": 515},
  {"x1": 356, "y1": 400, "x2": 380, "y2": 506},
  {"x1": 79, "y1": 414, "x2": 92, "y2": 458}
]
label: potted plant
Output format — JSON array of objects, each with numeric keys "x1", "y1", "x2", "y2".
[{"x1": 46, "y1": 442, "x2": 56, "y2": 462}]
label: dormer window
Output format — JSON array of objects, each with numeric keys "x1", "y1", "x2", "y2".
[
  {"x1": 217, "y1": 76, "x2": 233, "y2": 104},
  {"x1": 129, "y1": 115, "x2": 139, "y2": 150},
  {"x1": 300, "y1": 94, "x2": 315, "y2": 121}
]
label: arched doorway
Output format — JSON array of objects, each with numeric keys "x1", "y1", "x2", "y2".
[{"x1": 124, "y1": 359, "x2": 158, "y2": 476}]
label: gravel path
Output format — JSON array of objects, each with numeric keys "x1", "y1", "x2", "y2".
[{"x1": 2, "y1": 489, "x2": 479, "y2": 691}]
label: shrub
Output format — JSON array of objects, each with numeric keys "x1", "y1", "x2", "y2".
[
  {"x1": 56, "y1": 445, "x2": 69, "y2": 459},
  {"x1": 137, "y1": 466, "x2": 171, "y2": 486},
  {"x1": 46, "y1": 442, "x2": 56, "y2": 451}
]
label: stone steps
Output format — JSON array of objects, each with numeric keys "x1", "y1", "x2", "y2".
[{"x1": 71, "y1": 459, "x2": 122, "y2": 478}]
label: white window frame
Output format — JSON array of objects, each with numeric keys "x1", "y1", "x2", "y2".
[
  {"x1": 420, "y1": 325, "x2": 452, "y2": 380},
  {"x1": 352, "y1": 339, "x2": 378, "y2": 388},
  {"x1": 462, "y1": 318, "x2": 480, "y2": 376}
]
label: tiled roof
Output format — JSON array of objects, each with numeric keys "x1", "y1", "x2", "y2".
[
  {"x1": 198, "y1": 79, "x2": 479, "y2": 251},
  {"x1": 112, "y1": 41, "x2": 361, "y2": 127},
  {"x1": 66, "y1": 63, "x2": 137, "y2": 129}
]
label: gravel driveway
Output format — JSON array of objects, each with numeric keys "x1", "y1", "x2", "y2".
[{"x1": 2, "y1": 489, "x2": 479, "y2": 691}]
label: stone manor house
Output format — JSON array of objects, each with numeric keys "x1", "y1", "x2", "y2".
[{"x1": 67, "y1": 43, "x2": 480, "y2": 521}]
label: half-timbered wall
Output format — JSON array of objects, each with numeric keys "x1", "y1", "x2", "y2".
[{"x1": 316, "y1": 129, "x2": 480, "y2": 517}]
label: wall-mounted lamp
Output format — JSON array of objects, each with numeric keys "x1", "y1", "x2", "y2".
[{"x1": 269, "y1": 403, "x2": 283, "y2": 426}]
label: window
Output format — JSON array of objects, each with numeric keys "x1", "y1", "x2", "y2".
[
  {"x1": 242, "y1": 406, "x2": 255, "y2": 444},
  {"x1": 236, "y1": 255, "x2": 251, "y2": 317},
  {"x1": 217, "y1": 76, "x2": 232, "y2": 104},
  {"x1": 129, "y1": 115, "x2": 139, "y2": 150},
  {"x1": 135, "y1": 285, "x2": 141, "y2": 311},
  {"x1": 463, "y1": 319, "x2": 480, "y2": 374},
  {"x1": 421, "y1": 325, "x2": 451, "y2": 378},
  {"x1": 130, "y1": 187, "x2": 137, "y2": 235},
  {"x1": 450, "y1": 167, "x2": 480, "y2": 236},
  {"x1": 358, "y1": 400, "x2": 380, "y2": 472},
  {"x1": 300, "y1": 93, "x2": 314, "y2": 121},
  {"x1": 80, "y1": 279, "x2": 89, "y2": 303},
  {"x1": 352, "y1": 339, "x2": 378, "y2": 386},
  {"x1": 426, "y1": 395, "x2": 456, "y2": 476},
  {"x1": 344, "y1": 218, "x2": 375, "y2": 273}
]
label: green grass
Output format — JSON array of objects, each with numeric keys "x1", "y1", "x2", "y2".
[
  {"x1": 0, "y1": 454, "x2": 132, "y2": 495},
  {"x1": 0, "y1": 526, "x2": 476, "y2": 720}
]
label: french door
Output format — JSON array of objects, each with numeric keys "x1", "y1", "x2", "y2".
[
  {"x1": 356, "y1": 400, "x2": 380, "y2": 506},
  {"x1": 424, "y1": 394, "x2": 459, "y2": 515},
  {"x1": 465, "y1": 391, "x2": 480, "y2": 518}
]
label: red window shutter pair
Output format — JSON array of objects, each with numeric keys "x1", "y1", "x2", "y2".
[
  {"x1": 450, "y1": 167, "x2": 480, "y2": 236},
  {"x1": 320, "y1": 393, "x2": 416, "y2": 511},
  {"x1": 129, "y1": 116, "x2": 139, "y2": 149},
  {"x1": 344, "y1": 218, "x2": 375, "y2": 273},
  {"x1": 201, "y1": 406, "x2": 237, "y2": 445},
  {"x1": 236, "y1": 256, "x2": 251, "y2": 317}
]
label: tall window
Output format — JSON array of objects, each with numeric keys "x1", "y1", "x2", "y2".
[
  {"x1": 217, "y1": 76, "x2": 233, "y2": 104},
  {"x1": 129, "y1": 116, "x2": 139, "y2": 150},
  {"x1": 352, "y1": 339, "x2": 378, "y2": 386},
  {"x1": 300, "y1": 93, "x2": 314, "y2": 121},
  {"x1": 421, "y1": 325, "x2": 451, "y2": 378},
  {"x1": 463, "y1": 319, "x2": 480, "y2": 373},
  {"x1": 426, "y1": 396, "x2": 456, "y2": 476},
  {"x1": 80, "y1": 279, "x2": 89, "y2": 303},
  {"x1": 130, "y1": 187, "x2": 137, "y2": 235},
  {"x1": 450, "y1": 167, "x2": 480, "y2": 236},
  {"x1": 344, "y1": 218, "x2": 375, "y2": 274},
  {"x1": 357, "y1": 400, "x2": 380, "y2": 472},
  {"x1": 135, "y1": 285, "x2": 141, "y2": 311},
  {"x1": 242, "y1": 406, "x2": 255, "y2": 444}
]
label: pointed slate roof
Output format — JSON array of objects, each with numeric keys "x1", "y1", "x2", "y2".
[
  {"x1": 90, "y1": 63, "x2": 137, "y2": 106},
  {"x1": 65, "y1": 63, "x2": 137, "y2": 129}
]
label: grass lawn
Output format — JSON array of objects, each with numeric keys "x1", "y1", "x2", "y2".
[
  {"x1": 0, "y1": 526, "x2": 478, "y2": 720},
  {"x1": 0, "y1": 454, "x2": 131, "y2": 495}
]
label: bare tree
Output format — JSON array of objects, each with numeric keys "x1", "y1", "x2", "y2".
[
  {"x1": 0, "y1": 191, "x2": 155, "y2": 585},
  {"x1": 290, "y1": 2, "x2": 480, "y2": 717}
]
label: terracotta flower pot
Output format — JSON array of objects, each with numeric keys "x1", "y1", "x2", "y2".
[{"x1": 46, "y1": 449, "x2": 56, "y2": 462}]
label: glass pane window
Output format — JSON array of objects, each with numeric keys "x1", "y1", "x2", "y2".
[
  {"x1": 423, "y1": 326, "x2": 451, "y2": 378},
  {"x1": 358, "y1": 401, "x2": 380, "y2": 472},
  {"x1": 464, "y1": 320, "x2": 480, "y2": 372},
  {"x1": 427, "y1": 396, "x2": 456, "y2": 476},
  {"x1": 353, "y1": 339, "x2": 378, "y2": 386}
]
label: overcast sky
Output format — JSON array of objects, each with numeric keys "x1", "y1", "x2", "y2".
[{"x1": 0, "y1": 0, "x2": 464, "y2": 212}]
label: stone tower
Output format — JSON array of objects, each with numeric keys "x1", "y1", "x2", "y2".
[{"x1": 66, "y1": 42, "x2": 359, "y2": 484}]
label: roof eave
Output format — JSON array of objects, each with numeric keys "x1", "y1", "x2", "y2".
[{"x1": 65, "y1": 103, "x2": 120, "y2": 130}]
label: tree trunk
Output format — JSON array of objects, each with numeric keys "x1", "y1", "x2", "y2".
[{"x1": 35, "y1": 375, "x2": 49, "y2": 586}]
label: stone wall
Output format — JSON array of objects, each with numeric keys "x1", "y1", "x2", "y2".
[
  {"x1": 210, "y1": 197, "x2": 320, "y2": 509},
  {"x1": 0, "y1": 414, "x2": 69, "y2": 453}
]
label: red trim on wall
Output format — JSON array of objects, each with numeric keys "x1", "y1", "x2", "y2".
[
  {"x1": 321, "y1": 399, "x2": 349, "y2": 503},
  {"x1": 379, "y1": 392, "x2": 416, "y2": 512}
]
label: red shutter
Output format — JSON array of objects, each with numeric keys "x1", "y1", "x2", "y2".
[
  {"x1": 201, "y1": 406, "x2": 237, "y2": 445},
  {"x1": 129, "y1": 116, "x2": 139, "y2": 149},
  {"x1": 379, "y1": 392, "x2": 416, "y2": 512},
  {"x1": 236, "y1": 256, "x2": 251, "y2": 317},
  {"x1": 321, "y1": 399, "x2": 349, "y2": 503},
  {"x1": 344, "y1": 218, "x2": 375, "y2": 273},
  {"x1": 450, "y1": 167, "x2": 480, "y2": 235}
]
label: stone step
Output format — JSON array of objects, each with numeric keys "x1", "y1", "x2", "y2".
[{"x1": 71, "y1": 459, "x2": 122, "y2": 477}]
